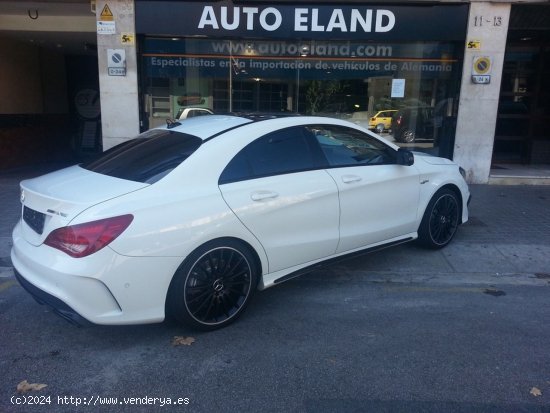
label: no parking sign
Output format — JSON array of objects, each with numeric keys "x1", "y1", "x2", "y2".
[
  {"x1": 107, "y1": 49, "x2": 126, "y2": 76},
  {"x1": 471, "y1": 56, "x2": 492, "y2": 84}
]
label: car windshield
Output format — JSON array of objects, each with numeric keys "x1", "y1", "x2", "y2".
[{"x1": 81, "y1": 129, "x2": 202, "y2": 184}]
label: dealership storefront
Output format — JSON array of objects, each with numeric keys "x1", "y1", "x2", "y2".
[
  {"x1": 93, "y1": 0, "x2": 546, "y2": 183},
  {"x1": 135, "y1": 2, "x2": 468, "y2": 159},
  {"x1": 2, "y1": 1, "x2": 547, "y2": 182}
]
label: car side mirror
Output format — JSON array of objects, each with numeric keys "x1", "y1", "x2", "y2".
[{"x1": 397, "y1": 148, "x2": 414, "y2": 166}]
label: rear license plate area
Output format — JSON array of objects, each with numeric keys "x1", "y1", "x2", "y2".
[{"x1": 23, "y1": 206, "x2": 46, "y2": 235}]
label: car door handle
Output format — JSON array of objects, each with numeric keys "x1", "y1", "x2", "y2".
[
  {"x1": 341, "y1": 175, "x2": 362, "y2": 184},
  {"x1": 251, "y1": 191, "x2": 279, "y2": 201}
]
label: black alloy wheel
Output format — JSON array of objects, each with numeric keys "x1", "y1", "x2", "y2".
[
  {"x1": 418, "y1": 189, "x2": 460, "y2": 249},
  {"x1": 167, "y1": 240, "x2": 258, "y2": 330}
]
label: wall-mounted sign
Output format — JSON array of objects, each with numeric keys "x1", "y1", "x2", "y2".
[
  {"x1": 100, "y1": 4, "x2": 114, "y2": 21},
  {"x1": 471, "y1": 55, "x2": 492, "y2": 84},
  {"x1": 467, "y1": 40, "x2": 481, "y2": 50},
  {"x1": 136, "y1": 2, "x2": 468, "y2": 41},
  {"x1": 107, "y1": 49, "x2": 126, "y2": 76},
  {"x1": 143, "y1": 37, "x2": 459, "y2": 80},
  {"x1": 121, "y1": 33, "x2": 135, "y2": 45},
  {"x1": 97, "y1": 20, "x2": 116, "y2": 35}
]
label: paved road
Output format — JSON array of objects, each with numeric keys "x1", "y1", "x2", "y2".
[{"x1": 1, "y1": 167, "x2": 549, "y2": 412}]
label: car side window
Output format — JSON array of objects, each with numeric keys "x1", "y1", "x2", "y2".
[
  {"x1": 219, "y1": 127, "x2": 321, "y2": 184},
  {"x1": 308, "y1": 125, "x2": 396, "y2": 167}
]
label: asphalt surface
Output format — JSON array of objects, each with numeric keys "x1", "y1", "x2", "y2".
[{"x1": 1, "y1": 165, "x2": 549, "y2": 413}]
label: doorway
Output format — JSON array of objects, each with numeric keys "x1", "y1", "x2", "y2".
[{"x1": 492, "y1": 4, "x2": 550, "y2": 173}]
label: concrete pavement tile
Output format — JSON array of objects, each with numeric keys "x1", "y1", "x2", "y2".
[
  {"x1": 441, "y1": 243, "x2": 511, "y2": 273},
  {"x1": 494, "y1": 244, "x2": 550, "y2": 274}
]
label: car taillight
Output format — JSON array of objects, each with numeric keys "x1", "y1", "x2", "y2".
[
  {"x1": 396, "y1": 115, "x2": 402, "y2": 126},
  {"x1": 44, "y1": 215, "x2": 133, "y2": 258}
]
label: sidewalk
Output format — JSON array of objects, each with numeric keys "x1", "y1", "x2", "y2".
[
  {"x1": 1, "y1": 164, "x2": 550, "y2": 282},
  {"x1": 325, "y1": 184, "x2": 550, "y2": 288}
]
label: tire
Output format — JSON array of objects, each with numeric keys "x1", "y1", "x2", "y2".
[
  {"x1": 166, "y1": 239, "x2": 259, "y2": 330},
  {"x1": 417, "y1": 188, "x2": 460, "y2": 249},
  {"x1": 402, "y1": 129, "x2": 416, "y2": 143},
  {"x1": 375, "y1": 123, "x2": 385, "y2": 133}
]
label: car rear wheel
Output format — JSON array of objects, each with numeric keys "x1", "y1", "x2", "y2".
[
  {"x1": 417, "y1": 188, "x2": 460, "y2": 249},
  {"x1": 402, "y1": 129, "x2": 416, "y2": 143},
  {"x1": 166, "y1": 239, "x2": 259, "y2": 330}
]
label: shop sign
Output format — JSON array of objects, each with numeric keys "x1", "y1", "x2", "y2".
[
  {"x1": 197, "y1": 7, "x2": 395, "y2": 33},
  {"x1": 142, "y1": 38, "x2": 458, "y2": 80},
  {"x1": 136, "y1": 2, "x2": 468, "y2": 41}
]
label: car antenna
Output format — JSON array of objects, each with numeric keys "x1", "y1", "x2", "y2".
[{"x1": 166, "y1": 118, "x2": 181, "y2": 129}]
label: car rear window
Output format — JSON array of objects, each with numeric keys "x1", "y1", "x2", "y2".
[{"x1": 81, "y1": 129, "x2": 202, "y2": 184}]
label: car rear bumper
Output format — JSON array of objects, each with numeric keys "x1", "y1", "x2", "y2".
[
  {"x1": 11, "y1": 221, "x2": 182, "y2": 325},
  {"x1": 14, "y1": 268, "x2": 92, "y2": 326}
]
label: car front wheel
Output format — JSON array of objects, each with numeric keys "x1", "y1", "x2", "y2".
[
  {"x1": 417, "y1": 188, "x2": 460, "y2": 249},
  {"x1": 166, "y1": 239, "x2": 259, "y2": 330}
]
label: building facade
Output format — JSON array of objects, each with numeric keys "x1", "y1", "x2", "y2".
[{"x1": 0, "y1": 0, "x2": 549, "y2": 183}]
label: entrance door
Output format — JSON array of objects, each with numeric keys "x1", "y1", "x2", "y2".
[{"x1": 493, "y1": 5, "x2": 550, "y2": 166}]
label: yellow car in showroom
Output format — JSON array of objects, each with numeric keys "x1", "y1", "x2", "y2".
[{"x1": 368, "y1": 110, "x2": 398, "y2": 133}]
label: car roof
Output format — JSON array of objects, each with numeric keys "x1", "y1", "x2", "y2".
[
  {"x1": 158, "y1": 114, "x2": 399, "y2": 150},
  {"x1": 161, "y1": 115, "x2": 253, "y2": 140},
  {"x1": 161, "y1": 113, "x2": 303, "y2": 141}
]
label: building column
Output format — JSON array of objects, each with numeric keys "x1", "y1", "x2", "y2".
[
  {"x1": 453, "y1": 2, "x2": 511, "y2": 183},
  {"x1": 96, "y1": 0, "x2": 140, "y2": 151}
]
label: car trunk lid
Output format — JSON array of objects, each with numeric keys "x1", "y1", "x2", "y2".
[{"x1": 19, "y1": 165, "x2": 148, "y2": 246}]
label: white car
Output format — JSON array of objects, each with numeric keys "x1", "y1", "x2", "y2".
[{"x1": 12, "y1": 115, "x2": 470, "y2": 330}]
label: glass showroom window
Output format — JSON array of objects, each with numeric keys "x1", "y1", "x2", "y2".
[{"x1": 141, "y1": 37, "x2": 463, "y2": 158}]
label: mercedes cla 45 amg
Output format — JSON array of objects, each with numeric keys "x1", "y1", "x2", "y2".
[{"x1": 12, "y1": 115, "x2": 470, "y2": 330}]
